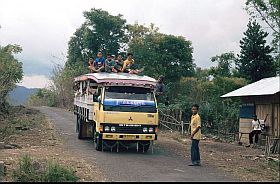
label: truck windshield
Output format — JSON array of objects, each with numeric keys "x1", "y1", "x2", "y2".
[{"x1": 103, "y1": 86, "x2": 156, "y2": 113}]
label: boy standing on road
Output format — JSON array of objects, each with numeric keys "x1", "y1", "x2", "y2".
[{"x1": 189, "y1": 104, "x2": 201, "y2": 166}]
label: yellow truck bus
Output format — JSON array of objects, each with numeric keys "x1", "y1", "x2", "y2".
[{"x1": 73, "y1": 73, "x2": 159, "y2": 152}]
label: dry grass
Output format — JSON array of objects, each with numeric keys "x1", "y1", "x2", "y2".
[
  {"x1": 0, "y1": 106, "x2": 106, "y2": 182},
  {"x1": 158, "y1": 130, "x2": 279, "y2": 182}
]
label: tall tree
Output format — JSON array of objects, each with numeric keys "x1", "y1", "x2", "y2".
[
  {"x1": 246, "y1": 0, "x2": 279, "y2": 34},
  {"x1": 128, "y1": 23, "x2": 194, "y2": 82},
  {"x1": 0, "y1": 44, "x2": 23, "y2": 112},
  {"x1": 237, "y1": 21, "x2": 276, "y2": 82},
  {"x1": 66, "y1": 8, "x2": 128, "y2": 67},
  {"x1": 245, "y1": 0, "x2": 280, "y2": 55},
  {"x1": 209, "y1": 52, "x2": 236, "y2": 77}
]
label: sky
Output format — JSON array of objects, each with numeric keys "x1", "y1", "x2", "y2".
[{"x1": 0, "y1": 0, "x2": 252, "y2": 88}]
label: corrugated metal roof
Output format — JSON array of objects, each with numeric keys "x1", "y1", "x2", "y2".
[{"x1": 221, "y1": 76, "x2": 280, "y2": 98}]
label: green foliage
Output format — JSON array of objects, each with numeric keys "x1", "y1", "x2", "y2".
[
  {"x1": 164, "y1": 76, "x2": 248, "y2": 133},
  {"x1": 67, "y1": 8, "x2": 127, "y2": 67},
  {"x1": 128, "y1": 23, "x2": 195, "y2": 82},
  {"x1": 12, "y1": 155, "x2": 43, "y2": 182},
  {"x1": 209, "y1": 52, "x2": 236, "y2": 77},
  {"x1": 0, "y1": 44, "x2": 23, "y2": 113},
  {"x1": 28, "y1": 88, "x2": 57, "y2": 107},
  {"x1": 12, "y1": 155, "x2": 79, "y2": 182},
  {"x1": 236, "y1": 21, "x2": 276, "y2": 82},
  {"x1": 245, "y1": 0, "x2": 280, "y2": 47},
  {"x1": 43, "y1": 161, "x2": 79, "y2": 182}
]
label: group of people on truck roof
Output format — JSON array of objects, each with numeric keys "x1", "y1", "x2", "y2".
[{"x1": 88, "y1": 51, "x2": 144, "y2": 75}]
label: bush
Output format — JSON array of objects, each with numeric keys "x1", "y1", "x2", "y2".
[
  {"x1": 12, "y1": 155, "x2": 79, "y2": 182},
  {"x1": 12, "y1": 155, "x2": 43, "y2": 182},
  {"x1": 43, "y1": 161, "x2": 79, "y2": 182}
]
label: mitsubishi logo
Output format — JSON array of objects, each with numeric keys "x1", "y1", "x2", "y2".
[{"x1": 128, "y1": 117, "x2": 133, "y2": 121}]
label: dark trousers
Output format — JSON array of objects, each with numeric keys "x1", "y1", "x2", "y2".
[
  {"x1": 191, "y1": 139, "x2": 200, "y2": 164},
  {"x1": 249, "y1": 130, "x2": 261, "y2": 144}
]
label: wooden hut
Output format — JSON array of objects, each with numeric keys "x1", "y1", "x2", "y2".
[{"x1": 221, "y1": 76, "x2": 280, "y2": 145}]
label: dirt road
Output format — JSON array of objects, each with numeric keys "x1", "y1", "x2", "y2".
[{"x1": 36, "y1": 106, "x2": 236, "y2": 182}]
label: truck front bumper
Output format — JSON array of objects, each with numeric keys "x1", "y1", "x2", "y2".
[{"x1": 101, "y1": 133, "x2": 157, "y2": 141}]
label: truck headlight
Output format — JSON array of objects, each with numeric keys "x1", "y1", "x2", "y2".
[
  {"x1": 149, "y1": 127, "x2": 154, "y2": 133},
  {"x1": 143, "y1": 127, "x2": 148, "y2": 133},
  {"x1": 111, "y1": 126, "x2": 116, "y2": 132},
  {"x1": 104, "y1": 126, "x2": 110, "y2": 132}
]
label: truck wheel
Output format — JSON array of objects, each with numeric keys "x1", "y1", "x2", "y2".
[
  {"x1": 139, "y1": 141, "x2": 150, "y2": 152},
  {"x1": 76, "y1": 115, "x2": 79, "y2": 133},
  {"x1": 77, "y1": 117, "x2": 85, "y2": 139},
  {"x1": 95, "y1": 136, "x2": 102, "y2": 151},
  {"x1": 92, "y1": 125, "x2": 96, "y2": 145}
]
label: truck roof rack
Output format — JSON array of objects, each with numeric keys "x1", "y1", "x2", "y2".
[{"x1": 74, "y1": 73, "x2": 157, "y2": 88}]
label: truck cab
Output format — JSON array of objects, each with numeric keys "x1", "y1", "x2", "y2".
[{"x1": 74, "y1": 73, "x2": 158, "y2": 152}]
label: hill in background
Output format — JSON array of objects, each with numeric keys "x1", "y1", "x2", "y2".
[{"x1": 8, "y1": 85, "x2": 38, "y2": 105}]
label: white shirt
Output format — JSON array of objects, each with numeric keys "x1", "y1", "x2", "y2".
[{"x1": 252, "y1": 119, "x2": 264, "y2": 131}]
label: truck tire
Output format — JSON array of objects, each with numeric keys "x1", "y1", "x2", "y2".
[
  {"x1": 76, "y1": 115, "x2": 79, "y2": 133},
  {"x1": 92, "y1": 124, "x2": 96, "y2": 145},
  {"x1": 139, "y1": 141, "x2": 150, "y2": 152},
  {"x1": 95, "y1": 135, "x2": 102, "y2": 151},
  {"x1": 77, "y1": 116, "x2": 85, "y2": 139}
]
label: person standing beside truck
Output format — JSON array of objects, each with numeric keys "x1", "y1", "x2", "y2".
[
  {"x1": 189, "y1": 104, "x2": 201, "y2": 166},
  {"x1": 154, "y1": 75, "x2": 165, "y2": 103}
]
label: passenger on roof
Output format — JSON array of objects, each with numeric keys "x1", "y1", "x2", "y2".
[
  {"x1": 88, "y1": 57, "x2": 95, "y2": 73},
  {"x1": 122, "y1": 53, "x2": 144, "y2": 74},
  {"x1": 105, "y1": 54, "x2": 118, "y2": 73},
  {"x1": 89, "y1": 51, "x2": 105, "y2": 73},
  {"x1": 114, "y1": 54, "x2": 124, "y2": 72}
]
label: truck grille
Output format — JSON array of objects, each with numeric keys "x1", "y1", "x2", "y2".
[{"x1": 102, "y1": 124, "x2": 156, "y2": 134}]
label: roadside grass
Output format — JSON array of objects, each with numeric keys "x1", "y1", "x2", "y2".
[
  {"x1": 268, "y1": 160, "x2": 280, "y2": 171},
  {"x1": 12, "y1": 154, "x2": 79, "y2": 182},
  {"x1": 0, "y1": 106, "x2": 44, "y2": 141}
]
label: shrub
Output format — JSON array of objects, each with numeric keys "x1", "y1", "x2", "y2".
[
  {"x1": 43, "y1": 161, "x2": 79, "y2": 182},
  {"x1": 12, "y1": 155, "x2": 43, "y2": 182},
  {"x1": 12, "y1": 155, "x2": 79, "y2": 182}
]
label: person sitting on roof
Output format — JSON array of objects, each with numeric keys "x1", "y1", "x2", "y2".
[
  {"x1": 93, "y1": 51, "x2": 105, "y2": 72},
  {"x1": 122, "y1": 53, "x2": 144, "y2": 74},
  {"x1": 114, "y1": 54, "x2": 124, "y2": 72},
  {"x1": 88, "y1": 57, "x2": 95, "y2": 73},
  {"x1": 105, "y1": 54, "x2": 118, "y2": 73}
]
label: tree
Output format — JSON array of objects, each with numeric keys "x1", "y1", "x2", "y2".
[
  {"x1": 236, "y1": 21, "x2": 276, "y2": 82},
  {"x1": 128, "y1": 23, "x2": 195, "y2": 82},
  {"x1": 209, "y1": 52, "x2": 236, "y2": 77},
  {"x1": 66, "y1": 9, "x2": 128, "y2": 67},
  {"x1": 0, "y1": 44, "x2": 23, "y2": 112},
  {"x1": 245, "y1": 0, "x2": 280, "y2": 54},
  {"x1": 245, "y1": 0, "x2": 279, "y2": 35}
]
